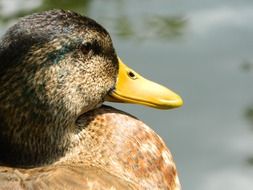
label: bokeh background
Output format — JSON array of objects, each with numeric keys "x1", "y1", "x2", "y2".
[{"x1": 1, "y1": 0, "x2": 253, "y2": 189}]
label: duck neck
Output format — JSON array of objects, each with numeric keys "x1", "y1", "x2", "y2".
[{"x1": 0, "y1": 103, "x2": 76, "y2": 167}]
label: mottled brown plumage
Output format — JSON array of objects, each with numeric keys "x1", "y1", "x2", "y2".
[{"x1": 0, "y1": 10, "x2": 181, "y2": 189}]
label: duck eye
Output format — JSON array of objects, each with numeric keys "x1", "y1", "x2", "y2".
[{"x1": 80, "y1": 42, "x2": 92, "y2": 54}]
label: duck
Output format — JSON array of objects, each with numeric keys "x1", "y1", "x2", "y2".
[{"x1": 0, "y1": 10, "x2": 183, "y2": 190}]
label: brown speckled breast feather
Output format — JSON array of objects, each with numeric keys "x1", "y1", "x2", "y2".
[{"x1": 0, "y1": 106, "x2": 180, "y2": 190}]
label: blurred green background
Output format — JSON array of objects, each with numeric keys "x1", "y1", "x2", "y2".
[{"x1": 1, "y1": 0, "x2": 253, "y2": 189}]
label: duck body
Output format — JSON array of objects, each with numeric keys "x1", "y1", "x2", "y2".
[
  {"x1": 0, "y1": 106, "x2": 180, "y2": 190},
  {"x1": 0, "y1": 10, "x2": 182, "y2": 189}
]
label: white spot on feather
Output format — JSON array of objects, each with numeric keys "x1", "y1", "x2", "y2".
[
  {"x1": 162, "y1": 150, "x2": 172, "y2": 166},
  {"x1": 139, "y1": 142, "x2": 158, "y2": 154}
]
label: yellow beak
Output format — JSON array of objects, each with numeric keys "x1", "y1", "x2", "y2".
[{"x1": 106, "y1": 58, "x2": 183, "y2": 109}]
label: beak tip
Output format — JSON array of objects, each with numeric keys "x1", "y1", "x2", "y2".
[
  {"x1": 175, "y1": 95, "x2": 184, "y2": 107},
  {"x1": 158, "y1": 94, "x2": 183, "y2": 109}
]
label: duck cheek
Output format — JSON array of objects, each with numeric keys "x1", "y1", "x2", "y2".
[
  {"x1": 77, "y1": 94, "x2": 104, "y2": 115},
  {"x1": 70, "y1": 81, "x2": 106, "y2": 114}
]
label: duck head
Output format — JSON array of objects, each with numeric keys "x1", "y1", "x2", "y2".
[{"x1": 0, "y1": 10, "x2": 182, "y2": 166}]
